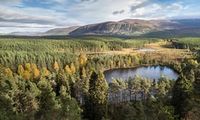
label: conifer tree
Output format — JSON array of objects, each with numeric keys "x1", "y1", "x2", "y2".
[
  {"x1": 85, "y1": 71, "x2": 108, "y2": 120},
  {"x1": 53, "y1": 61, "x2": 59, "y2": 72},
  {"x1": 70, "y1": 63, "x2": 76, "y2": 74},
  {"x1": 64, "y1": 65, "x2": 72, "y2": 75},
  {"x1": 4, "y1": 68, "x2": 13, "y2": 78},
  {"x1": 37, "y1": 78, "x2": 59, "y2": 120},
  {"x1": 58, "y1": 85, "x2": 82, "y2": 120},
  {"x1": 172, "y1": 75, "x2": 193, "y2": 119},
  {"x1": 17, "y1": 65, "x2": 24, "y2": 76},
  {"x1": 41, "y1": 67, "x2": 50, "y2": 77},
  {"x1": 79, "y1": 53, "x2": 87, "y2": 67}
]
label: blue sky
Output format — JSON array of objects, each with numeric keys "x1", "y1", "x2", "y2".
[{"x1": 0, "y1": 0, "x2": 199, "y2": 33}]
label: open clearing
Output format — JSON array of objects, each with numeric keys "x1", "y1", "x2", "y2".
[{"x1": 86, "y1": 41, "x2": 193, "y2": 60}]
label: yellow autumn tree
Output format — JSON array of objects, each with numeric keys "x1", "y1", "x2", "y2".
[
  {"x1": 64, "y1": 65, "x2": 72, "y2": 75},
  {"x1": 23, "y1": 70, "x2": 31, "y2": 80},
  {"x1": 70, "y1": 63, "x2": 76, "y2": 74},
  {"x1": 4, "y1": 68, "x2": 13, "y2": 78},
  {"x1": 25, "y1": 63, "x2": 31, "y2": 72},
  {"x1": 17, "y1": 65, "x2": 24, "y2": 76},
  {"x1": 31, "y1": 63, "x2": 40, "y2": 79},
  {"x1": 79, "y1": 53, "x2": 87, "y2": 66},
  {"x1": 53, "y1": 61, "x2": 59, "y2": 72}
]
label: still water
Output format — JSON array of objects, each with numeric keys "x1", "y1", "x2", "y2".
[{"x1": 104, "y1": 66, "x2": 179, "y2": 83}]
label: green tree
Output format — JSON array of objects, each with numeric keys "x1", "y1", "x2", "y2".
[
  {"x1": 128, "y1": 76, "x2": 142, "y2": 101},
  {"x1": 58, "y1": 85, "x2": 82, "y2": 120},
  {"x1": 141, "y1": 78, "x2": 152, "y2": 100},
  {"x1": 172, "y1": 75, "x2": 193, "y2": 119},
  {"x1": 85, "y1": 71, "x2": 108, "y2": 120},
  {"x1": 80, "y1": 67, "x2": 89, "y2": 94},
  {"x1": 13, "y1": 80, "x2": 40, "y2": 119},
  {"x1": 37, "y1": 78, "x2": 59, "y2": 120},
  {"x1": 157, "y1": 76, "x2": 172, "y2": 96},
  {"x1": 109, "y1": 79, "x2": 127, "y2": 102},
  {"x1": 0, "y1": 72, "x2": 17, "y2": 119}
]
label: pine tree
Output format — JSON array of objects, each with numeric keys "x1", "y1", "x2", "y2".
[
  {"x1": 70, "y1": 63, "x2": 76, "y2": 74},
  {"x1": 58, "y1": 85, "x2": 82, "y2": 120},
  {"x1": 172, "y1": 75, "x2": 193, "y2": 119},
  {"x1": 37, "y1": 78, "x2": 59, "y2": 120},
  {"x1": 53, "y1": 61, "x2": 59, "y2": 72},
  {"x1": 79, "y1": 53, "x2": 87, "y2": 67},
  {"x1": 13, "y1": 81, "x2": 40, "y2": 119},
  {"x1": 0, "y1": 69, "x2": 17, "y2": 119},
  {"x1": 141, "y1": 78, "x2": 152, "y2": 100},
  {"x1": 41, "y1": 67, "x2": 50, "y2": 77},
  {"x1": 4, "y1": 68, "x2": 13, "y2": 78},
  {"x1": 128, "y1": 76, "x2": 142, "y2": 101},
  {"x1": 81, "y1": 67, "x2": 89, "y2": 94},
  {"x1": 17, "y1": 65, "x2": 24, "y2": 76},
  {"x1": 85, "y1": 71, "x2": 108, "y2": 120},
  {"x1": 64, "y1": 65, "x2": 72, "y2": 75}
]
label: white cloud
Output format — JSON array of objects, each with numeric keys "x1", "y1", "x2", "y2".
[
  {"x1": 0, "y1": 0, "x2": 21, "y2": 3},
  {"x1": 65, "y1": 0, "x2": 148, "y2": 23},
  {"x1": 131, "y1": 4, "x2": 162, "y2": 17},
  {"x1": 129, "y1": 2, "x2": 185, "y2": 19},
  {"x1": 167, "y1": 3, "x2": 184, "y2": 11},
  {"x1": 0, "y1": 3, "x2": 83, "y2": 33},
  {"x1": 0, "y1": 0, "x2": 192, "y2": 33}
]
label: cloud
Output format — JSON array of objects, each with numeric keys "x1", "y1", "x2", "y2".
[
  {"x1": 130, "y1": 0, "x2": 150, "y2": 12},
  {"x1": 80, "y1": 0, "x2": 98, "y2": 2},
  {"x1": 0, "y1": 0, "x2": 197, "y2": 33},
  {"x1": 0, "y1": 0, "x2": 21, "y2": 3},
  {"x1": 0, "y1": 3, "x2": 83, "y2": 33},
  {"x1": 167, "y1": 3, "x2": 184, "y2": 10},
  {"x1": 112, "y1": 10, "x2": 125, "y2": 15},
  {"x1": 130, "y1": 2, "x2": 185, "y2": 19}
]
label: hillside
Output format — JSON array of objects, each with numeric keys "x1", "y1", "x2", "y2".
[
  {"x1": 69, "y1": 19, "x2": 200, "y2": 37},
  {"x1": 69, "y1": 19, "x2": 168, "y2": 36},
  {"x1": 6, "y1": 19, "x2": 200, "y2": 37},
  {"x1": 43, "y1": 26, "x2": 80, "y2": 36}
]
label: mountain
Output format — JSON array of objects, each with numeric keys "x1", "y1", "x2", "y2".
[
  {"x1": 43, "y1": 26, "x2": 80, "y2": 36},
  {"x1": 6, "y1": 19, "x2": 200, "y2": 37},
  {"x1": 69, "y1": 19, "x2": 200, "y2": 37},
  {"x1": 69, "y1": 19, "x2": 164, "y2": 36},
  {"x1": 7, "y1": 32, "x2": 43, "y2": 36}
]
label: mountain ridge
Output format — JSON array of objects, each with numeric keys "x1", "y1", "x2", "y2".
[{"x1": 6, "y1": 18, "x2": 200, "y2": 37}]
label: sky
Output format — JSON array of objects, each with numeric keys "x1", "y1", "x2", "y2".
[{"x1": 0, "y1": 0, "x2": 199, "y2": 33}]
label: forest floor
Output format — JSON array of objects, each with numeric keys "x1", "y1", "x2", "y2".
[{"x1": 86, "y1": 41, "x2": 193, "y2": 60}]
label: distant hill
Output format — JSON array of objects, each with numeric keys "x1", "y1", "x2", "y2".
[
  {"x1": 7, "y1": 32, "x2": 43, "y2": 36},
  {"x1": 69, "y1": 19, "x2": 200, "y2": 37},
  {"x1": 7, "y1": 19, "x2": 200, "y2": 37},
  {"x1": 69, "y1": 19, "x2": 169, "y2": 36},
  {"x1": 43, "y1": 26, "x2": 80, "y2": 36}
]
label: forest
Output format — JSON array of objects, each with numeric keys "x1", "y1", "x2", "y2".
[{"x1": 0, "y1": 36, "x2": 200, "y2": 120}]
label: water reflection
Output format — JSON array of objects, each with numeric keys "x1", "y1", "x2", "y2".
[{"x1": 104, "y1": 66, "x2": 179, "y2": 83}]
